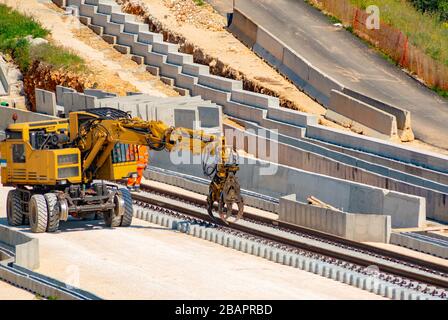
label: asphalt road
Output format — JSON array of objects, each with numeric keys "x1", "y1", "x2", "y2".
[{"x1": 219, "y1": 0, "x2": 448, "y2": 149}]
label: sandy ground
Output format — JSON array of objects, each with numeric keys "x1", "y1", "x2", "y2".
[
  {"x1": 0, "y1": 0, "x2": 177, "y2": 97},
  {"x1": 0, "y1": 281, "x2": 36, "y2": 300},
  {"x1": 0, "y1": 186, "x2": 383, "y2": 300}
]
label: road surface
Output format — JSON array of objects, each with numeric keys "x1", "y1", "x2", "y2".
[{"x1": 230, "y1": 0, "x2": 448, "y2": 149}]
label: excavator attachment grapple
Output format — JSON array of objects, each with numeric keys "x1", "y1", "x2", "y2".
[{"x1": 203, "y1": 146, "x2": 244, "y2": 224}]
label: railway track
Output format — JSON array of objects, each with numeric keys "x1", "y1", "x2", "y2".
[{"x1": 124, "y1": 181, "x2": 448, "y2": 299}]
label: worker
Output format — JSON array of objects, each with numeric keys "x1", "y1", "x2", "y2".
[{"x1": 127, "y1": 145, "x2": 149, "y2": 191}]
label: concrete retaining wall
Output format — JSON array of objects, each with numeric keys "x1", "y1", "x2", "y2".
[
  {"x1": 306, "y1": 124, "x2": 448, "y2": 175},
  {"x1": 279, "y1": 194, "x2": 391, "y2": 243},
  {"x1": 229, "y1": 6, "x2": 414, "y2": 141},
  {"x1": 58, "y1": 86, "x2": 223, "y2": 134},
  {"x1": 224, "y1": 123, "x2": 448, "y2": 224},
  {"x1": 148, "y1": 151, "x2": 426, "y2": 229},
  {"x1": 327, "y1": 90, "x2": 399, "y2": 140},
  {"x1": 35, "y1": 89, "x2": 58, "y2": 116},
  {"x1": 0, "y1": 61, "x2": 9, "y2": 96},
  {"x1": 390, "y1": 232, "x2": 448, "y2": 259},
  {"x1": 0, "y1": 107, "x2": 57, "y2": 130},
  {"x1": 0, "y1": 225, "x2": 39, "y2": 270},
  {"x1": 53, "y1": 0, "x2": 319, "y2": 139}
]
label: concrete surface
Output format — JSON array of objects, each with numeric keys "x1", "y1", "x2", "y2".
[
  {"x1": 35, "y1": 89, "x2": 57, "y2": 116},
  {"x1": 0, "y1": 281, "x2": 35, "y2": 300},
  {"x1": 224, "y1": 123, "x2": 447, "y2": 224},
  {"x1": 0, "y1": 225, "x2": 40, "y2": 270},
  {"x1": 0, "y1": 186, "x2": 381, "y2": 300},
  {"x1": 231, "y1": 0, "x2": 448, "y2": 149},
  {"x1": 0, "y1": 106, "x2": 57, "y2": 131},
  {"x1": 0, "y1": 60, "x2": 9, "y2": 96},
  {"x1": 279, "y1": 194, "x2": 391, "y2": 243},
  {"x1": 148, "y1": 151, "x2": 426, "y2": 229},
  {"x1": 390, "y1": 232, "x2": 448, "y2": 259}
]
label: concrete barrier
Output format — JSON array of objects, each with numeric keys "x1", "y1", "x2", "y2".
[
  {"x1": 230, "y1": 7, "x2": 345, "y2": 107},
  {"x1": 279, "y1": 194, "x2": 391, "y2": 243},
  {"x1": 149, "y1": 151, "x2": 426, "y2": 229},
  {"x1": 390, "y1": 232, "x2": 448, "y2": 259},
  {"x1": 0, "y1": 225, "x2": 39, "y2": 270},
  {"x1": 228, "y1": 8, "x2": 258, "y2": 48},
  {"x1": 0, "y1": 107, "x2": 57, "y2": 130},
  {"x1": 327, "y1": 90, "x2": 399, "y2": 140},
  {"x1": 0, "y1": 60, "x2": 10, "y2": 96},
  {"x1": 35, "y1": 89, "x2": 57, "y2": 116},
  {"x1": 342, "y1": 88, "x2": 413, "y2": 138},
  {"x1": 306, "y1": 124, "x2": 448, "y2": 175}
]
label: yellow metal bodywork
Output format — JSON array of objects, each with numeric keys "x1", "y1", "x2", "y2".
[{"x1": 0, "y1": 116, "x2": 139, "y2": 186}]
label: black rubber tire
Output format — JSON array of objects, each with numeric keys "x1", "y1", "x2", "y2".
[
  {"x1": 44, "y1": 193, "x2": 60, "y2": 233},
  {"x1": 29, "y1": 194, "x2": 48, "y2": 233},
  {"x1": 119, "y1": 188, "x2": 133, "y2": 227},
  {"x1": 6, "y1": 189, "x2": 24, "y2": 226},
  {"x1": 103, "y1": 209, "x2": 122, "y2": 228}
]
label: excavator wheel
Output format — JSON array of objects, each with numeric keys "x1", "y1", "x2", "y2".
[
  {"x1": 44, "y1": 193, "x2": 60, "y2": 233},
  {"x1": 119, "y1": 188, "x2": 133, "y2": 227},
  {"x1": 29, "y1": 194, "x2": 48, "y2": 233},
  {"x1": 7, "y1": 189, "x2": 25, "y2": 226},
  {"x1": 103, "y1": 188, "x2": 133, "y2": 228}
]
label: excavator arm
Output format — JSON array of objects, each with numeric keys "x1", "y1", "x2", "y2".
[{"x1": 70, "y1": 108, "x2": 244, "y2": 223}]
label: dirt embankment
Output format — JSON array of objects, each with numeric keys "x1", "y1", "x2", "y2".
[
  {"x1": 117, "y1": 0, "x2": 325, "y2": 115},
  {"x1": 1, "y1": 0, "x2": 178, "y2": 111}
]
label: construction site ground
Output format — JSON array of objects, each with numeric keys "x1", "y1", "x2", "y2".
[
  {"x1": 0, "y1": 184, "x2": 383, "y2": 300},
  {"x1": 0, "y1": 281, "x2": 35, "y2": 300}
]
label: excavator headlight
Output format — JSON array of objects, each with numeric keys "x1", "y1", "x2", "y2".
[{"x1": 58, "y1": 154, "x2": 78, "y2": 165}]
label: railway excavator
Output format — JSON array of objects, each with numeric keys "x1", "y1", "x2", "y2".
[{"x1": 0, "y1": 108, "x2": 244, "y2": 233}]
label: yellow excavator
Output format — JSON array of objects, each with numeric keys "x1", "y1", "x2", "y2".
[{"x1": 0, "y1": 108, "x2": 244, "y2": 233}]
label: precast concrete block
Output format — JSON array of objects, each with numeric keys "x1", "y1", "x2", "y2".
[
  {"x1": 84, "y1": 0, "x2": 100, "y2": 5},
  {"x1": 231, "y1": 89, "x2": 279, "y2": 109},
  {"x1": 198, "y1": 74, "x2": 242, "y2": 92},
  {"x1": 91, "y1": 13, "x2": 110, "y2": 28},
  {"x1": 131, "y1": 42, "x2": 151, "y2": 57},
  {"x1": 228, "y1": 8, "x2": 258, "y2": 48},
  {"x1": 192, "y1": 84, "x2": 231, "y2": 106},
  {"x1": 102, "y1": 34, "x2": 116, "y2": 44},
  {"x1": 97, "y1": 3, "x2": 120, "y2": 15},
  {"x1": 176, "y1": 73, "x2": 198, "y2": 90},
  {"x1": 124, "y1": 21, "x2": 149, "y2": 34},
  {"x1": 104, "y1": 21, "x2": 123, "y2": 37},
  {"x1": 280, "y1": 47, "x2": 311, "y2": 89},
  {"x1": 79, "y1": 3, "x2": 97, "y2": 19},
  {"x1": 145, "y1": 51, "x2": 166, "y2": 68},
  {"x1": 66, "y1": 0, "x2": 82, "y2": 7},
  {"x1": 138, "y1": 31, "x2": 163, "y2": 44},
  {"x1": 167, "y1": 52, "x2": 194, "y2": 66},
  {"x1": 254, "y1": 26, "x2": 284, "y2": 67},
  {"x1": 79, "y1": 16, "x2": 91, "y2": 26},
  {"x1": 182, "y1": 63, "x2": 210, "y2": 77},
  {"x1": 160, "y1": 62, "x2": 182, "y2": 79},
  {"x1": 152, "y1": 42, "x2": 179, "y2": 55},
  {"x1": 111, "y1": 12, "x2": 134, "y2": 24},
  {"x1": 117, "y1": 32, "x2": 138, "y2": 47}
]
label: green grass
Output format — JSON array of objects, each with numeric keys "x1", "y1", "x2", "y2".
[
  {"x1": 0, "y1": 4, "x2": 49, "y2": 42},
  {"x1": 349, "y1": 0, "x2": 448, "y2": 67},
  {"x1": 0, "y1": 4, "x2": 85, "y2": 72},
  {"x1": 193, "y1": 0, "x2": 205, "y2": 6}
]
